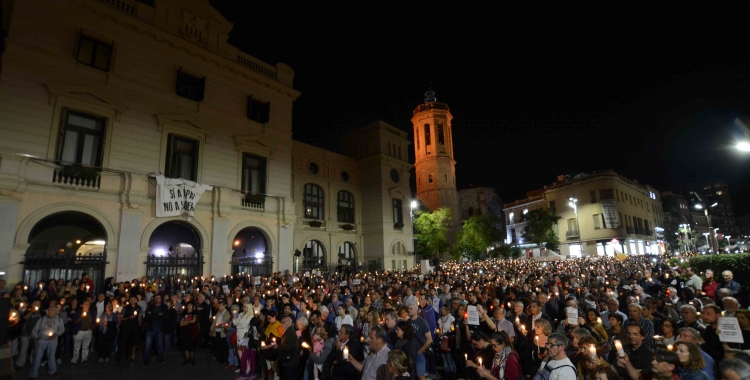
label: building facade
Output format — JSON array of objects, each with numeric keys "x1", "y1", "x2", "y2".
[
  {"x1": 0, "y1": 0, "x2": 413, "y2": 289},
  {"x1": 504, "y1": 171, "x2": 665, "y2": 257}
]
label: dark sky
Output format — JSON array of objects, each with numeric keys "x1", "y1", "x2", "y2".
[{"x1": 208, "y1": 1, "x2": 750, "y2": 214}]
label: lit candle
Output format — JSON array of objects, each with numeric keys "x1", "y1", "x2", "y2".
[
  {"x1": 667, "y1": 344, "x2": 673, "y2": 351},
  {"x1": 478, "y1": 357, "x2": 482, "y2": 367},
  {"x1": 515, "y1": 317, "x2": 520, "y2": 324},
  {"x1": 597, "y1": 317, "x2": 602, "y2": 324},
  {"x1": 261, "y1": 341, "x2": 266, "y2": 347},
  {"x1": 722, "y1": 311, "x2": 726, "y2": 317},
  {"x1": 535, "y1": 336, "x2": 540, "y2": 353},
  {"x1": 614, "y1": 340, "x2": 624, "y2": 357},
  {"x1": 589, "y1": 345, "x2": 596, "y2": 360},
  {"x1": 82, "y1": 311, "x2": 86, "y2": 317},
  {"x1": 96, "y1": 318, "x2": 100, "y2": 323},
  {"x1": 134, "y1": 310, "x2": 137, "y2": 316},
  {"x1": 48, "y1": 331, "x2": 53, "y2": 337},
  {"x1": 465, "y1": 353, "x2": 468, "y2": 361},
  {"x1": 360, "y1": 336, "x2": 365, "y2": 342},
  {"x1": 302, "y1": 342, "x2": 310, "y2": 349},
  {"x1": 436, "y1": 328, "x2": 440, "y2": 334},
  {"x1": 343, "y1": 346, "x2": 349, "y2": 360},
  {"x1": 450, "y1": 325, "x2": 455, "y2": 332},
  {"x1": 272, "y1": 337, "x2": 276, "y2": 344}
]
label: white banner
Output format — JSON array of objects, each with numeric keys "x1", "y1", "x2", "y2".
[
  {"x1": 718, "y1": 317, "x2": 744, "y2": 343},
  {"x1": 155, "y1": 175, "x2": 212, "y2": 217},
  {"x1": 467, "y1": 305, "x2": 480, "y2": 325},
  {"x1": 601, "y1": 199, "x2": 619, "y2": 228}
]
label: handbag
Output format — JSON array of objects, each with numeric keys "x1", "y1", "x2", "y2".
[{"x1": 230, "y1": 331, "x2": 237, "y2": 346}]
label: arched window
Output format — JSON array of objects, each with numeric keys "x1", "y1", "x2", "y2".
[
  {"x1": 424, "y1": 124, "x2": 431, "y2": 146},
  {"x1": 302, "y1": 240, "x2": 325, "y2": 269},
  {"x1": 428, "y1": 174, "x2": 433, "y2": 183},
  {"x1": 391, "y1": 241, "x2": 406, "y2": 256},
  {"x1": 303, "y1": 184, "x2": 324, "y2": 220},
  {"x1": 337, "y1": 191, "x2": 355, "y2": 223},
  {"x1": 338, "y1": 241, "x2": 355, "y2": 266}
]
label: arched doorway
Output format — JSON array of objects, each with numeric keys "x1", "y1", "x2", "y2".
[
  {"x1": 23, "y1": 211, "x2": 108, "y2": 293},
  {"x1": 300, "y1": 240, "x2": 325, "y2": 272},
  {"x1": 337, "y1": 241, "x2": 355, "y2": 274},
  {"x1": 146, "y1": 221, "x2": 203, "y2": 280},
  {"x1": 231, "y1": 227, "x2": 272, "y2": 276}
]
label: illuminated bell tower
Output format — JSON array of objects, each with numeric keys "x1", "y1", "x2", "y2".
[{"x1": 412, "y1": 87, "x2": 460, "y2": 220}]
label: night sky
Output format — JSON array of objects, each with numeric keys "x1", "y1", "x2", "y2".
[{"x1": 208, "y1": 1, "x2": 750, "y2": 214}]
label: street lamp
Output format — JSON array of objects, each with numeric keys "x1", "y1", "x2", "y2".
[
  {"x1": 694, "y1": 194, "x2": 719, "y2": 254},
  {"x1": 736, "y1": 141, "x2": 750, "y2": 152},
  {"x1": 568, "y1": 197, "x2": 582, "y2": 256},
  {"x1": 410, "y1": 200, "x2": 418, "y2": 265}
]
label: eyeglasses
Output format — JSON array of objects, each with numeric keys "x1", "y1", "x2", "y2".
[{"x1": 544, "y1": 343, "x2": 563, "y2": 348}]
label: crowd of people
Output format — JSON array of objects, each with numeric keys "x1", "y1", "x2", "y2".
[{"x1": 3, "y1": 254, "x2": 750, "y2": 380}]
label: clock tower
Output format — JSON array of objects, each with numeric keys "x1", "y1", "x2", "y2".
[{"x1": 411, "y1": 88, "x2": 460, "y2": 222}]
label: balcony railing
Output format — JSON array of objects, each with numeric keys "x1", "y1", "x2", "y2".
[
  {"x1": 240, "y1": 194, "x2": 266, "y2": 210},
  {"x1": 303, "y1": 220, "x2": 325, "y2": 228},
  {"x1": 145, "y1": 255, "x2": 204, "y2": 281},
  {"x1": 566, "y1": 230, "x2": 580, "y2": 239},
  {"x1": 52, "y1": 167, "x2": 101, "y2": 189},
  {"x1": 626, "y1": 226, "x2": 635, "y2": 234}
]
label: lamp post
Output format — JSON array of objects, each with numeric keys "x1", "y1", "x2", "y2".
[
  {"x1": 694, "y1": 201, "x2": 719, "y2": 254},
  {"x1": 410, "y1": 200, "x2": 418, "y2": 266},
  {"x1": 568, "y1": 197, "x2": 582, "y2": 256}
]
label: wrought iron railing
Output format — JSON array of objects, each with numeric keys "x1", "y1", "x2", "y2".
[
  {"x1": 22, "y1": 250, "x2": 107, "y2": 294},
  {"x1": 566, "y1": 230, "x2": 580, "y2": 239},
  {"x1": 231, "y1": 257, "x2": 273, "y2": 277},
  {"x1": 626, "y1": 226, "x2": 635, "y2": 234},
  {"x1": 145, "y1": 255, "x2": 203, "y2": 281}
]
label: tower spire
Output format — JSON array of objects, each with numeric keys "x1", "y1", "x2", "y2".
[{"x1": 424, "y1": 83, "x2": 437, "y2": 103}]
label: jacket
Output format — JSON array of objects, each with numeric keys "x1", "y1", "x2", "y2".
[
  {"x1": 278, "y1": 325, "x2": 300, "y2": 367},
  {"x1": 212, "y1": 309, "x2": 230, "y2": 338},
  {"x1": 31, "y1": 314, "x2": 65, "y2": 340}
]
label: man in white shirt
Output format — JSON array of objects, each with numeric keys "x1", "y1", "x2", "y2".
[
  {"x1": 95, "y1": 293, "x2": 107, "y2": 319},
  {"x1": 684, "y1": 267, "x2": 703, "y2": 294},
  {"x1": 403, "y1": 287, "x2": 417, "y2": 307},
  {"x1": 536, "y1": 333, "x2": 577, "y2": 380}
]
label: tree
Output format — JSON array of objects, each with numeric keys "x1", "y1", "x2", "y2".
[
  {"x1": 663, "y1": 221, "x2": 681, "y2": 253},
  {"x1": 521, "y1": 209, "x2": 561, "y2": 252},
  {"x1": 414, "y1": 207, "x2": 453, "y2": 260},
  {"x1": 454, "y1": 215, "x2": 502, "y2": 260}
]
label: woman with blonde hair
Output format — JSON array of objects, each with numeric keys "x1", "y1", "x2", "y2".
[
  {"x1": 387, "y1": 349, "x2": 414, "y2": 380},
  {"x1": 673, "y1": 341, "x2": 708, "y2": 380},
  {"x1": 526, "y1": 318, "x2": 552, "y2": 375}
]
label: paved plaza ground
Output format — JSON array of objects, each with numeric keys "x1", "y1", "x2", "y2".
[{"x1": 15, "y1": 347, "x2": 240, "y2": 380}]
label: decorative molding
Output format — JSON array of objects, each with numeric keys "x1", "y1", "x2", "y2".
[
  {"x1": 234, "y1": 135, "x2": 273, "y2": 157},
  {"x1": 46, "y1": 84, "x2": 128, "y2": 121},
  {"x1": 156, "y1": 114, "x2": 214, "y2": 137}
]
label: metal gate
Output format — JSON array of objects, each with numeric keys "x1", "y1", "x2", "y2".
[
  {"x1": 231, "y1": 257, "x2": 273, "y2": 277},
  {"x1": 22, "y1": 250, "x2": 108, "y2": 294},
  {"x1": 146, "y1": 255, "x2": 204, "y2": 281}
]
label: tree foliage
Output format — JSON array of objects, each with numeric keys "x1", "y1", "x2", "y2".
[
  {"x1": 414, "y1": 207, "x2": 452, "y2": 260},
  {"x1": 521, "y1": 209, "x2": 561, "y2": 252},
  {"x1": 454, "y1": 215, "x2": 502, "y2": 260},
  {"x1": 663, "y1": 221, "x2": 681, "y2": 253}
]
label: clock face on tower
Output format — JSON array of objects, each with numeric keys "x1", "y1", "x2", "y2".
[{"x1": 390, "y1": 169, "x2": 399, "y2": 183}]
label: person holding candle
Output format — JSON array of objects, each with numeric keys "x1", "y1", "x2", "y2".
[
  {"x1": 529, "y1": 318, "x2": 553, "y2": 375},
  {"x1": 116, "y1": 296, "x2": 141, "y2": 365},
  {"x1": 658, "y1": 319, "x2": 679, "y2": 347},
  {"x1": 331, "y1": 324, "x2": 363, "y2": 380},
  {"x1": 70, "y1": 300, "x2": 94, "y2": 365},
  {"x1": 143, "y1": 293, "x2": 168, "y2": 366},
  {"x1": 15, "y1": 300, "x2": 41, "y2": 369},
  {"x1": 96, "y1": 302, "x2": 117, "y2": 363},
  {"x1": 467, "y1": 331, "x2": 495, "y2": 376},
  {"x1": 474, "y1": 331, "x2": 522, "y2": 380},
  {"x1": 613, "y1": 324, "x2": 653, "y2": 380},
  {"x1": 278, "y1": 315, "x2": 300, "y2": 380},
  {"x1": 606, "y1": 314, "x2": 629, "y2": 362},
  {"x1": 28, "y1": 304, "x2": 65, "y2": 379}
]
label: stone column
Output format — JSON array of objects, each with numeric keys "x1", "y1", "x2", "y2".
[
  {"x1": 0, "y1": 199, "x2": 21, "y2": 282},
  {"x1": 210, "y1": 217, "x2": 229, "y2": 277},
  {"x1": 116, "y1": 210, "x2": 143, "y2": 282}
]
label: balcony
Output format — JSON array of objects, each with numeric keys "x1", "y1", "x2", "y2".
[
  {"x1": 566, "y1": 230, "x2": 580, "y2": 239},
  {"x1": 52, "y1": 166, "x2": 101, "y2": 189},
  {"x1": 240, "y1": 193, "x2": 265, "y2": 211},
  {"x1": 626, "y1": 226, "x2": 635, "y2": 234},
  {"x1": 303, "y1": 220, "x2": 325, "y2": 229}
]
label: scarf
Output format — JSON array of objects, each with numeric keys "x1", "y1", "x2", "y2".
[{"x1": 494, "y1": 346, "x2": 512, "y2": 380}]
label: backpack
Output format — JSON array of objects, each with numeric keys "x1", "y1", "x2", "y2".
[{"x1": 532, "y1": 362, "x2": 578, "y2": 380}]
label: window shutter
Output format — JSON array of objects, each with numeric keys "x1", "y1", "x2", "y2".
[
  {"x1": 165, "y1": 134, "x2": 175, "y2": 177},
  {"x1": 56, "y1": 108, "x2": 69, "y2": 162}
]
